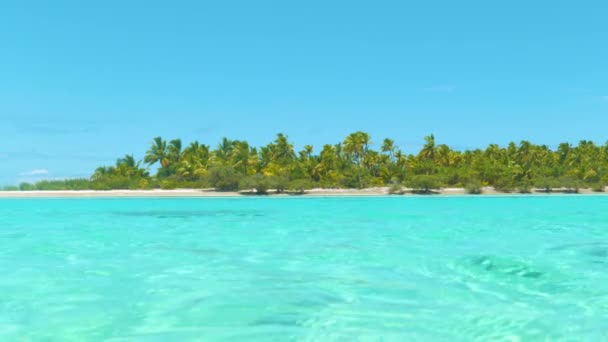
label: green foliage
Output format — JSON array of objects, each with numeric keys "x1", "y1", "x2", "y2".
[
  {"x1": 19, "y1": 182, "x2": 36, "y2": 191},
  {"x1": 343, "y1": 131, "x2": 370, "y2": 185},
  {"x1": 339, "y1": 169, "x2": 362, "y2": 189},
  {"x1": 288, "y1": 179, "x2": 312, "y2": 194},
  {"x1": 240, "y1": 174, "x2": 271, "y2": 194},
  {"x1": 90, "y1": 177, "x2": 137, "y2": 190},
  {"x1": 34, "y1": 179, "x2": 92, "y2": 190},
  {"x1": 591, "y1": 182, "x2": 606, "y2": 192},
  {"x1": 160, "y1": 179, "x2": 179, "y2": 190},
  {"x1": 493, "y1": 176, "x2": 516, "y2": 193},
  {"x1": 156, "y1": 176, "x2": 207, "y2": 190},
  {"x1": 388, "y1": 183, "x2": 404, "y2": 195},
  {"x1": 9, "y1": 133, "x2": 608, "y2": 194},
  {"x1": 208, "y1": 166, "x2": 240, "y2": 191},
  {"x1": 464, "y1": 179, "x2": 483, "y2": 194},
  {"x1": 559, "y1": 176, "x2": 582, "y2": 193},
  {"x1": 517, "y1": 179, "x2": 534, "y2": 194},
  {"x1": 534, "y1": 176, "x2": 558, "y2": 193},
  {"x1": 270, "y1": 176, "x2": 289, "y2": 193},
  {"x1": 406, "y1": 174, "x2": 442, "y2": 194},
  {"x1": 137, "y1": 178, "x2": 153, "y2": 190},
  {"x1": 1, "y1": 185, "x2": 19, "y2": 191}
]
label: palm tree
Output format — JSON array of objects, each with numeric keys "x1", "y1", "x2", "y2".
[
  {"x1": 92, "y1": 166, "x2": 113, "y2": 180},
  {"x1": 516, "y1": 140, "x2": 534, "y2": 181},
  {"x1": 435, "y1": 144, "x2": 454, "y2": 167},
  {"x1": 177, "y1": 141, "x2": 210, "y2": 179},
  {"x1": 213, "y1": 137, "x2": 234, "y2": 165},
  {"x1": 144, "y1": 137, "x2": 169, "y2": 167},
  {"x1": 343, "y1": 131, "x2": 371, "y2": 188},
  {"x1": 270, "y1": 133, "x2": 296, "y2": 166},
  {"x1": 381, "y1": 138, "x2": 396, "y2": 161},
  {"x1": 302, "y1": 145, "x2": 314, "y2": 159},
  {"x1": 419, "y1": 134, "x2": 436, "y2": 161},
  {"x1": 231, "y1": 140, "x2": 255, "y2": 175},
  {"x1": 182, "y1": 141, "x2": 210, "y2": 162},
  {"x1": 82, "y1": 131, "x2": 608, "y2": 192},
  {"x1": 117, "y1": 154, "x2": 137, "y2": 168},
  {"x1": 168, "y1": 139, "x2": 182, "y2": 163}
]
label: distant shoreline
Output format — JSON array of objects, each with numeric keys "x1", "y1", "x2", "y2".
[{"x1": 1, "y1": 187, "x2": 606, "y2": 198}]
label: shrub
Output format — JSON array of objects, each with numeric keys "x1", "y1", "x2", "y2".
[
  {"x1": 208, "y1": 166, "x2": 240, "y2": 191},
  {"x1": 368, "y1": 177, "x2": 385, "y2": 187},
  {"x1": 240, "y1": 174, "x2": 271, "y2": 194},
  {"x1": 157, "y1": 175, "x2": 209, "y2": 190},
  {"x1": 533, "y1": 176, "x2": 558, "y2": 193},
  {"x1": 517, "y1": 179, "x2": 533, "y2": 194},
  {"x1": 34, "y1": 179, "x2": 92, "y2": 190},
  {"x1": 66, "y1": 179, "x2": 92, "y2": 190},
  {"x1": 559, "y1": 176, "x2": 582, "y2": 193},
  {"x1": 388, "y1": 183, "x2": 404, "y2": 195},
  {"x1": 137, "y1": 178, "x2": 152, "y2": 190},
  {"x1": 464, "y1": 179, "x2": 483, "y2": 194},
  {"x1": 339, "y1": 169, "x2": 361, "y2": 189},
  {"x1": 494, "y1": 183, "x2": 515, "y2": 193},
  {"x1": 270, "y1": 176, "x2": 289, "y2": 193},
  {"x1": 406, "y1": 174, "x2": 442, "y2": 194},
  {"x1": 34, "y1": 180, "x2": 62, "y2": 190},
  {"x1": 493, "y1": 177, "x2": 515, "y2": 193},
  {"x1": 288, "y1": 179, "x2": 312, "y2": 194},
  {"x1": 591, "y1": 182, "x2": 606, "y2": 192},
  {"x1": 90, "y1": 181, "x2": 112, "y2": 190},
  {"x1": 19, "y1": 182, "x2": 36, "y2": 191},
  {"x1": 442, "y1": 168, "x2": 462, "y2": 187},
  {"x1": 160, "y1": 179, "x2": 178, "y2": 190},
  {"x1": 181, "y1": 179, "x2": 210, "y2": 189},
  {"x1": 89, "y1": 177, "x2": 132, "y2": 190}
]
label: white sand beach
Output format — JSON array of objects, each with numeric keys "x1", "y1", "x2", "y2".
[{"x1": 0, "y1": 187, "x2": 604, "y2": 198}]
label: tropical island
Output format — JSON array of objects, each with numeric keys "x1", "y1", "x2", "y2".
[{"x1": 3, "y1": 132, "x2": 608, "y2": 195}]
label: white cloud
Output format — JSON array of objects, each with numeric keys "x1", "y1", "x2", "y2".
[
  {"x1": 423, "y1": 85, "x2": 455, "y2": 92},
  {"x1": 19, "y1": 169, "x2": 49, "y2": 176}
]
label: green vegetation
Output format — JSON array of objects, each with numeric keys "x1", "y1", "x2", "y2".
[
  {"x1": 388, "y1": 179, "x2": 405, "y2": 195},
  {"x1": 240, "y1": 174, "x2": 272, "y2": 195},
  {"x1": 6, "y1": 133, "x2": 608, "y2": 194},
  {"x1": 16, "y1": 179, "x2": 93, "y2": 191},
  {"x1": 406, "y1": 174, "x2": 442, "y2": 194},
  {"x1": 464, "y1": 179, "x2": 483, "y2": 195},
  {"x1": 288, "y1": 179, "x2": 313, "y2": 194}
]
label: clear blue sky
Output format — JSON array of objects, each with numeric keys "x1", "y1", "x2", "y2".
[{"x1": 1, "y1": 0, "x2": 607, "y2": 185}]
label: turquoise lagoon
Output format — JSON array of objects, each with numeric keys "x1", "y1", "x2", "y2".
[{"x1": 1, "y1": 196, "x2": 608, "y2": 340}]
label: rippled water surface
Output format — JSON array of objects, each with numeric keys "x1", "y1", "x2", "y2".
[{"x1": 2, "y1": 196, "x2": 608, "y2": 340}]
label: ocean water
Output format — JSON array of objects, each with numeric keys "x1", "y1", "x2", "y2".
[{"x1": 1, "y1": 196, "x2": 608, "y2": 341}]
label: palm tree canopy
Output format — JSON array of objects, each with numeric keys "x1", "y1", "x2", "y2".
[{"x1": 70, "y1": 131, "x2": 608, "y2": 192}]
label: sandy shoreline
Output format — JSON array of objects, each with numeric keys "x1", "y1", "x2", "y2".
[{"x1": 0, "y1": 187, "x2": 606, "y2": 198}]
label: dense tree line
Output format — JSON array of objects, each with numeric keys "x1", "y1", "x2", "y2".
[{"x1": 10, "y1": 132, "x2": 608, "y2": 194}]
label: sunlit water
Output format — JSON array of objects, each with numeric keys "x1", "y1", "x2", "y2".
[{"x1": 1, "y1": 196, "x2": 608, "y2": 340}]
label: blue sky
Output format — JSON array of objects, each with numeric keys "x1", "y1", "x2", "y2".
[{"x1": 1, "y1": 0, "x2": 607, "y2": 185}]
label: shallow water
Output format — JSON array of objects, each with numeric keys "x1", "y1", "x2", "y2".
[{"x1": 1, "y1": 196, "x2": 608, "y2": 340}]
